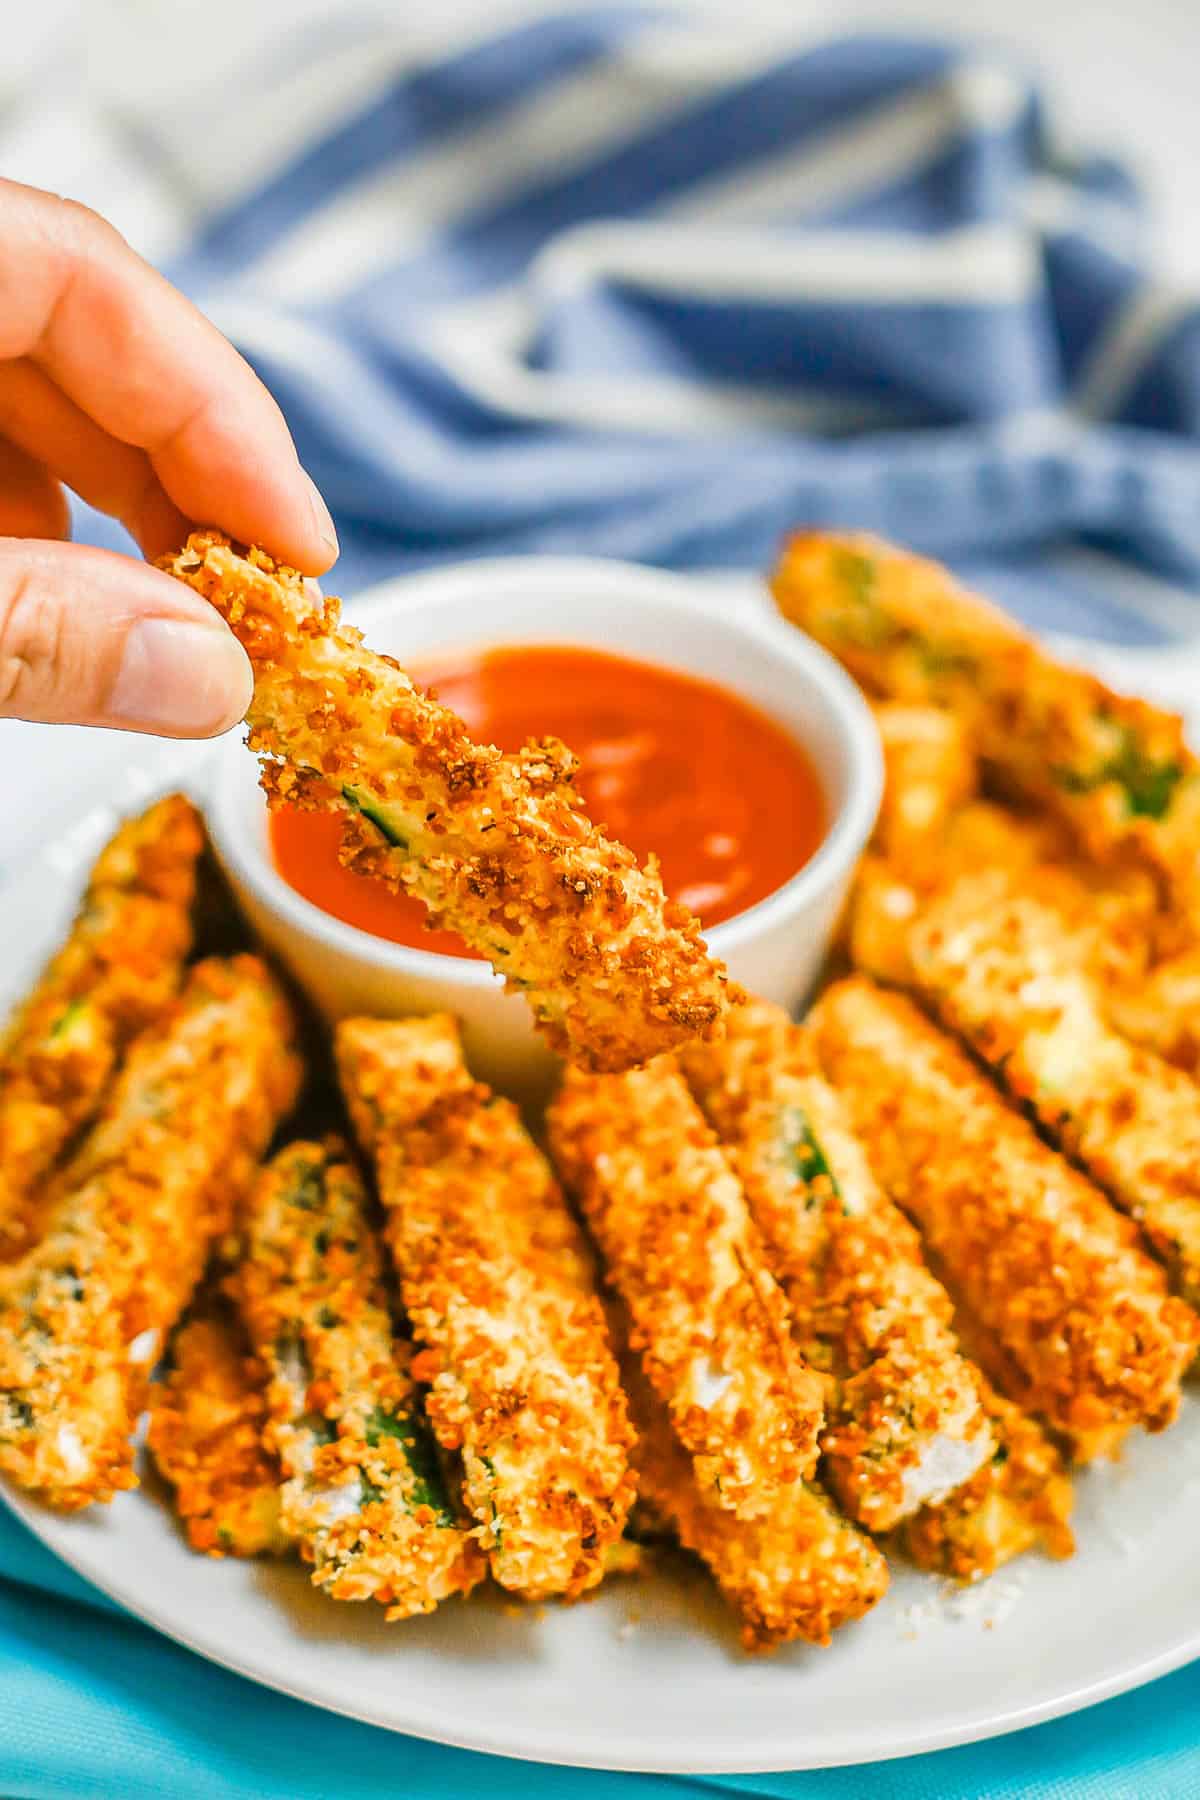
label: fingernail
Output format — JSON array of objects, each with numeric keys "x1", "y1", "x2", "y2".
[
  {"x1": 303, "y1": 470, "x2": 339, "y2": 557},
  {"x1": 108, "y1": 618, "x2": 254, "y2": 736}
]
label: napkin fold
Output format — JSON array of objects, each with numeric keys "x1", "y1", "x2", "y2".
[{"x1": 156, "y1": 8, "x2": 1200, "y2": 601}]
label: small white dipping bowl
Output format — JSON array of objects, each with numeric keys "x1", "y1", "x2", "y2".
[{"x1": 207, "y1": 556, "x2": 882, "y2": 1102}]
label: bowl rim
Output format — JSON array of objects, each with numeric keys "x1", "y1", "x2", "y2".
[{"x1": 208, "y1": 554, "x2": 882, "y2": 989}]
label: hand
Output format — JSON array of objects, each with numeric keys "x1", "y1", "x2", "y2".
[{"x1": 0, "y1": 178, "x2": 338, "y2": 738}]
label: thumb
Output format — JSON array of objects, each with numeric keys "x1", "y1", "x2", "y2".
[{"x1": 0, "y1": 537, "x2": 252, "y2": 737}]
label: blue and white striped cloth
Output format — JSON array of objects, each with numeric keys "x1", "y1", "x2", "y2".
[{"x1": 124, "y1": 5, "x2": 1200, "y2": 638}]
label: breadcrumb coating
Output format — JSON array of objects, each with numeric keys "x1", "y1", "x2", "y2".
[
  {"x1": 0, "y1": 794, "x2": 202, "y2": 1261},
  {"x1": 679, "y1": 1001, "x2": 992, "y2": 1532},
  {"x1": 811, "y1": 979, "x2": 1198, "y2": 1460},
  {"x1": 148, "y1": 1302, "x2": 287, "y2": 1558},
  {"x1": 772, "y1": 532, "x2": 1200, "y2": 918},
  {"x1": 908, "y1": 878, "x2": 1200, "y2": 1311},
  {"x1": 547, "y1": 1058, "x2": 824, "y2": 1519},
  {"x1": 898, "y1": 1367, "x2": 1074, "y2": 1582},
  {"x1": 336, "y1": 1015, "x2": 635, "y2": 1601},
  {"x1": 0, "y1": 956, "x2": 301, "y2": 1509},
  {"x1": 160, "y1": 531, "x2": 736, "y2": 1071},
  {"x1": 232, "y1": 1138, "x2": 484, "y2": 1618},
  {"x1": 850, "y1": 799, "x2": 1155, "y2": 997},
  {"x1": 1106, "y1": 946, "x2": 1200, "y2": 1074},
  {"x1": 622, "y1": 1349, "x2": 887, "y2": 1652},
  {"x1": 871, "y1": 703, "x2": 978, "y2": 865}
]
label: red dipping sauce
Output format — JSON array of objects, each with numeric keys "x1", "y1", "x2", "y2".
[{"x1": 269, "y1": 644, "x2": 826, "y2": 959}]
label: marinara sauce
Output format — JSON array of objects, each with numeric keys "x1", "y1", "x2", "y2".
[{"x1": 269, "y1": 644, "x2": 825, "y2": 958}]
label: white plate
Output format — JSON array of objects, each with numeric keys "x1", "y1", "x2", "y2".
[{"x1": 3, "y1": 606, "x2": 1200, "y2": 1776}]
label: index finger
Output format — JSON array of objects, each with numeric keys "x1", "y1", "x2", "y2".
[{"x1": 0, "y1": 179, "x2": 337, "y2": 576}]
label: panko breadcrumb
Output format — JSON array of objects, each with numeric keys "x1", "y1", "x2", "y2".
[
  {"x1": 850, "y1": 798, "x2": 1154, "y2": 997},
  {"x1": 161, "y1": 530, "x2": 737, "y2": 1071},
  {"x1": 898, "y1": 1367, "x2": 1074, "y2": 1583},
  {"x1": 0, "y1": 956, "x2": 301, "y2": 1510},
  {"x1": 679, "y1": 1001, "x2": 992, "y2": 1532},
  {"x1": 232, "y1": 1138, "x2": 484, "y2": 1619},
  {"x1": 771, "y1": 532, "x2": 1200, "y2": 920},
  {"x1": 0, "y1": 794, "x2": 202, "y2": 1261},
  {"x1": 1107, "y1": 946, "x2": 1200, "y2": 1072},
  {"x1": 811, "y1": 978, "x2": 1199, "y2": 1461},
  {"x1": 148, "y1": 1302, "x2": 287, "y2": 1558},
  {"x1": 547, "y1": 1058, "x2": 825, "y2": 1519},
  {"x1": 622, "y1": 1348, "x2": 887, "y2": 1652},
  {"x1": 871, "y1": 703, "x2": 978, "y2": 867},
  {"x1": 908, "y1": 877, "x2": 1200, "y2": 1310},
  {"x1": 337, "y1": 1015, "x2": 636, "y2": 1601}
]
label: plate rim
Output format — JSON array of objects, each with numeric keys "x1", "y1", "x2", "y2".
[
  {"x1": 2, "y1": 578, "x2": 1200, "y2": 1775},
  {"x1": 5, "y1": 1480, "x2": 1200, "y2": 1774}
]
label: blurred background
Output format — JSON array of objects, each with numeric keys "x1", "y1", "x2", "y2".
[
  {"x1": 2, "y1": 2, "x2": 1198, "y2": 618},
  {"x1": 6, "y1": 1, "x2": 1197, "y2": 277}
]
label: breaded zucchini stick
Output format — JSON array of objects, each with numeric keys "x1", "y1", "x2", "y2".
[
  {"x1": 623, "y1": 1350, "x2": 887, "y2": 1652},
  {"x1": 850, "y1": 800, "x2": 1154, "y2": 995},
  {"x1": 162, "y1": 531, "x2": 735, "y2": 1071},
  {"x1": 771, "y1": 532, "x2": 1200, "y2": 914},
  {"x1": 898, "y1": 1371, "x2": 1074, "y2": 1583},
  {"x1": 1107, "y1": 946, "x2": 1200, "y2": 1072},
  {"x1": 871, "y1": 703, "x2": 977, "y2": 866},
  {"x1": 811, "y1": 979, "x2": 1199, "y2": 1460},
  {"x1": 0, "y1": 956, "x2": 301, "y2": 1509},
  {"x1": 148, "y1": 1301, "x2": 287, "y2": 1557},
  {"x1": 679, "y1": 1002, "x2": 992, "y2": 1532},
  {"x1": 0, "y1": 794, "x2": 203, "y2": 1259},
  {"x1": 908, "y1": 878, "x2": 1200, "y2": 1309},
  {"x1": 336, "y1": 1015, "x2": 635, "y2": 1601},
  {"x1": 848, "y1": 801, "x2": 1067, "y2": 991},
  {"x1": 547, "y1": 1058, "x2": 824, "y2": 1518},
  {"x1": 232, "y1": 1139, "x2": 483, "y2": 1618}
]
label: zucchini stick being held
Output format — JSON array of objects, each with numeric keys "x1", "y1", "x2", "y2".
[
  {"x1": 337, "y1": 1014, "x2": 636, "y2": 1601},
  {"x1": 232, "y1": 1138, "x2": 484, "y2": 1618},
  {"x1": 162, "y1": 531, "x2": 737, "y2": 1071},
  {"x1": 679, "y1": 1001, "x2": 992, "y2": 1532}
]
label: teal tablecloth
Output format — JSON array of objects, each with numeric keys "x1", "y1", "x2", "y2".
[{"x1": 1, "y1": 1506, "x2": 1196, "y2": 1800}]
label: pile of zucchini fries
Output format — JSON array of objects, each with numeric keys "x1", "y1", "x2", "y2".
[{"x1": 4, "y1": 527, "x2": 1200, "y2": 1658}]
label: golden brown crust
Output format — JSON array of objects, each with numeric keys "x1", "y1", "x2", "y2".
[
  {"x1": 336, "y1": 1014, "x2": 636, "y2": 1601},
  {"x1": 0, "y1": 794, "x2": 203, "y2": 1261},
  {"x1": 871, "y1": 702, "x2": 978, "y2": 864},
  {"x1": 679, "y1": 1001, "x2": 992, "y2": 1532},
  {"x1": 908, "y1": 878, "x2": 1200, "y2": 1311},
  {"x1": 850, "y1": 795, "x2": 1156, "y2": 1012},
  {"x1": 232, "y1": 1137, "x2": 484, "y2": 1618},
  {"x1": 622, "y1": 1348, "x2": 887, "y2": 1652},
  {"x1": 160, "y1": 531, "x2": 737, "y2": 1071},
  {"x1": 810, "y1": 978, "x2": 1198, "y2": 1460},
  {"x1": 0, "y1": 955, "x2": 302, "y2": 1509},
  {"x1": 1107, "y1": 947, "x2": 1200, "y2": 1071},
  {"x1": 148, "y1": 1302, "x2": 287, "y2": 1558},
  {"x1": 547, "y1": 1057, "x2": 825, "y2": 1518},
  {"x1": 897, "y1": 1369, "x2": 1074, "y2": 1582},
  {"x1": 772, "y1": 532, "x2": 1200, "y2": 919}
]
